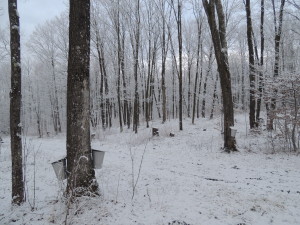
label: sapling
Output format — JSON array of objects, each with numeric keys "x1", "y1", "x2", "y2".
[
  {"x1": 128, "y1": 134, "x2": 149, "y2": 200},
  {"x1": 23, "y1": 137, "x2": 41, "y2": 211}
]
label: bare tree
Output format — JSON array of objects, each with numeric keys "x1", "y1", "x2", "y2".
[
  {"x1": 27, "y1": 21, "x2": 64, "y2": 135},
  {"x1": 201, "y1": 45, "x2": 213, "y2": 118},
  {"x1": 210, "y1": 73, "x2": 219, "y2": 119},
  {"x1": 8, "y1": 0, "x2": 25, "y2": 204},
  {"x1": 267, "y1": 0, "x2": 286, "y2": 130},
  {"x1": 66, "y1": 0, "x2": 98, "y2": 196},
  {"x1": 287, "y1": 0, "x2": 300, "y2": 9},
  {"x1": 177, "y1": 0, "x2": 183, "y2": 131},
  {"x1": 145, "y1": 0, "x2": 159, "y2": 128},
  {"x1": 159, "y1": 0, "x2": 169, "y2": 123},
  {"x1": 170, "y1": 0, "x2": 183, "y2": 130},
  {"x1": 191, "y1": 0, "x2": 204, "y2": 124},
  {"x1": 132, "y1": 0, "x2": 141, "y2": 134},
  {"x1": 202, "y1": 0, "x2": 237, "y2": 152},
  {"x1": 245, "y1": 0, "x2": 257, "y2": 129},
  {"x1": 256, "y1": 0, "x2": 265, "y2": 122},
  {"x1": 115, "y1": 0, "x2": 123, "y2": 132}
]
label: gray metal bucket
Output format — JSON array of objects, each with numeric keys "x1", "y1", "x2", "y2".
[
  {"x1": 51, "y1": 157, "x2": 67, "y2": 180},
  {"x1": 92, "y1": 149, "x2": 105, "y2": 169},
  {"x1": 230, "y1": 128, "x2": 237, "y2": 137}
]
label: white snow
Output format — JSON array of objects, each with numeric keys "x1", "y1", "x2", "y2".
[{"x1": 0, "y1": 114, "x2": 299, "y2": 225}]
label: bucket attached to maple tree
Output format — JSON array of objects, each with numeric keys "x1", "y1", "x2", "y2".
[
  {"x1": 92, "y1": 149, "x2": 105, "y2": 169},
  {"x1": 51, "y1": 157, "x2": 67, "y2": 180}
]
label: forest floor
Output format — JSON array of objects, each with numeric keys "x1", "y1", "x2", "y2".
[{"x1": 0, "y1": 114, "x2": 300, "y2": 225}]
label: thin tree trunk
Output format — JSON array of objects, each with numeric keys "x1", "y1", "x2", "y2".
[
  {"x1": 94, "y1": 28, "x2": 106, "y2": 129},
  {"x1": 267, "y1": 0, "x2": 286, "y2": 130},
  {"x1": 133, "y1": 0, "x2": 140, "y2": 134},
  {"x1": 187, "y1": 61, "x2": 192, "y2": 118},
  {"x1": 192, "y1": 20, "x2": 202, "y2": 124},
  {"x1": 145, "y1": 26, "x2": 152, "y2": 128},
  {"x1": 197, "y1": 56, "x2": 203, "y2": 119},
  {"x1": 210, "y1": 73, "x2": 219, "y2": 119},
  {"x1": 116, "y1": 2, "x2": 123, "y2": 132},
  {"x1": 202, "y1": 46, "x2": 213, "y2": 118},
  {"x1": 256, "y1": 0, "x2": 265, "y2": 121},
  {"x1": 203, "y1": 0, "x2": 237, "y2": 152},
  {"x1": 51, "y1": 58, "x2": 62, "y2": 133},
  {"x1": 245, "y1": 0, "x2": 257, "y2": 128},
  {"x1": 161, "y1": 0, "x2": 167, "y2": 123},
  {"x1": 120, "y1": 31, "x2": 130, "y2": 128},
  {"x1": 239, "y1": 41, "x2": 246, "y2": 110},
  {"x1": 177, "y1": 1, "x2": 183, "y2": 130},
  {"x1": 9, "y1": 0, "x2": 25, "y2": 205},
  {"x1": 172, "y1": 63, "x2": 176, "y2": 119}
]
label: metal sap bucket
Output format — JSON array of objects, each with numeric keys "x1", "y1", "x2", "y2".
[
  {"x1": 92, "y1": 149, "x2": 105, "y2": 169},
  {"x1": 230, "y1": 128, "x2": 237, "y2": 137},
  {"x1": 51, "y1": 157, "x2": 67, "y2": 180}
]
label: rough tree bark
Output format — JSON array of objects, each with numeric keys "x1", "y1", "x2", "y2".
[
  {"x1": 66, "y1": 0, "x2": 98, "y2": 196},
  {"x1": 203, "y1": 0, "x2": 237, "y2": 152},
  {"x1": 245, "y1": 0, "x2": 257, "y2": 129},
  {"x1": 9, "y1": 0, "x2": 25, "y2": 205}
]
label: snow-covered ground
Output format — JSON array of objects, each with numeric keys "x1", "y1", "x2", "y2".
[{"x1": 1, "y1": 114, "x2": 300, "y2": 225}]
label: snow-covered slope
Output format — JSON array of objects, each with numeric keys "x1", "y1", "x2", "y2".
[{"x1": 1, "y1": 115, "x2": 299, "y2": 225}]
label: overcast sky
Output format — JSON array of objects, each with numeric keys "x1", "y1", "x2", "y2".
[{"x1": 0, "y1": 0, "x2": 67, "y2": 40}]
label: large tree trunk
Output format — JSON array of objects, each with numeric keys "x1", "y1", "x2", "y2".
[
  {"x1": 203, "y1": 0, "x2": 237, "y2": 152},
  {"x1": 245, "y1": 0, "x2": 257, "y2": 129},
  {"x1": 66, "y1": 0, "x2": 98, "y2": 196},
  {"x1": 9, "y1": 0, "x2": 25, "y2": 205}
]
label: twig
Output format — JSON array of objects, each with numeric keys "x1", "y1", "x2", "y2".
[{"x1": 132, "y1": 140, "x2": 148, "y2": 199}]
